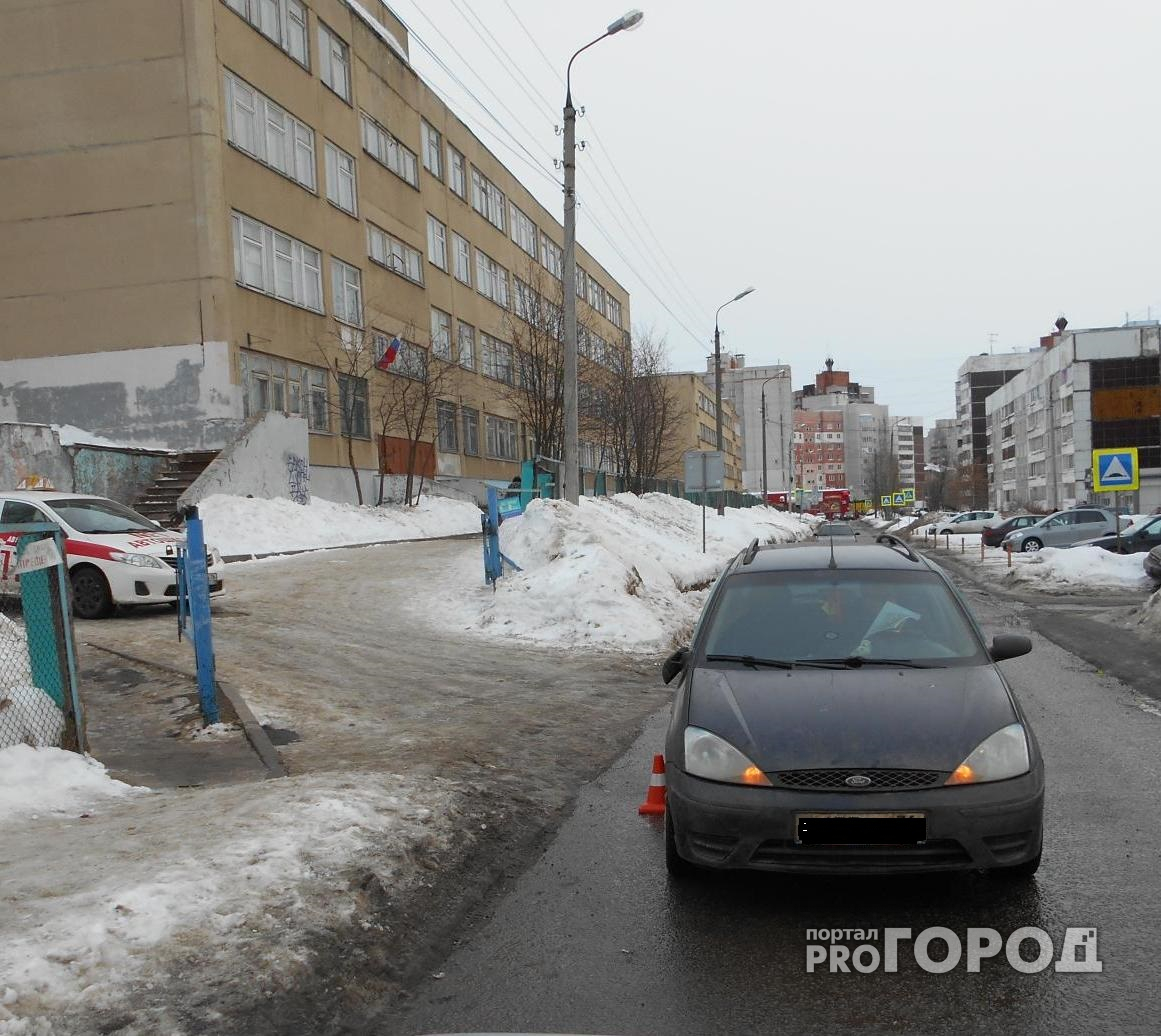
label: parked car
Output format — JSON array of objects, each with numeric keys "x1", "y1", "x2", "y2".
[
  {"x1": 0, "y1": 492, "x2": 225, "y2": 619},
  {"x1": 815, "y1": 522, "x2": 859, "y2": 538},
  {"x1": 1074, "y1": 513, "x2": 1161, "y2": 554},
  {"x1": 659, "y1": 536, "x2": 1042, "y2": 878},
  {"x1": 929, "y1": 510, "x2": 1001, "y2": 536},
  {"x1": 1144, "y1": 546, "x2": 1161, "y2": 583},
  {"x1": 982, "y1": 514, "x2": 1041, "y2": 548},
  {"x1": 1002, "y1": 507, "x2": 1121, "y2": 553}
]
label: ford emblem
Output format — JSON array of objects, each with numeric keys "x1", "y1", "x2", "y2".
[{"x1": 844, "y1": 774, "x2": 872, "y2": 788}]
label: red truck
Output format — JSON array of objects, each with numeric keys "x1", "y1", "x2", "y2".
[{"x1": 820, "y1": 489, "x2": 852, "y2": 519}]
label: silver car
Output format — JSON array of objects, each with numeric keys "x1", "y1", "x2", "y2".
[
  {"x1": 1002, "y1": 507, "x2": 1121, "y2": 553},
  {"x1": 929, "y1": 510, "x2": 1001, "y2": 536}
]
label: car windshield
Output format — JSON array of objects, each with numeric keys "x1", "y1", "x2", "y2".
[
  {"x1": 701, "y1": 569, "x2": 986, "y2": 666},
  {"x1": 49, "y1": 497, "x2": 158, "y2": 534}
]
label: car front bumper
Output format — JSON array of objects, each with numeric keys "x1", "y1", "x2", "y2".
[
  {"x1": 667, "y1": 767, "x2": 1044, "y2": 874},
  {"x1": 104, "y1": 561, "x2": 226, "y2": 605}
]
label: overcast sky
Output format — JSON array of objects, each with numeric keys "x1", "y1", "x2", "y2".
[{"x1": 387, "y1": 0, "x2": 1161, "y2": 423}]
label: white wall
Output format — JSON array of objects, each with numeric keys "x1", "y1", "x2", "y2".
[
  {"x1": 180, "y1": 412, "x2": 311, "y2": 506},
  {"x1": 0, "y1": 341, "x2": 241, "y2": 451}
]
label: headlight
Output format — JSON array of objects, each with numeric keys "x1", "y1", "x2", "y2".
[
  {"x1": 109, "y1": 551, "x2": 167, "y2": 570},
  {"x1": 684, "y1": 726, "x2": 771, "y2": 786},
  {"x1": 946, "y1": 723, "x2": 1030, "y2": 785}
]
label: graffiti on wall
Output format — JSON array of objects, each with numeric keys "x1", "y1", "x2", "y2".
[{"x1": 286, "y1": 453, "x2": 310, "y2": 505}]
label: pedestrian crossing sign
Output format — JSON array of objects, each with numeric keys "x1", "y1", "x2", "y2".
[
  {"x1": 1092, "y1": 447, "x2": 1139, "y2": 492},
  {"x1": 880, "y1": 495, "x2": 891, "y2": 507},
  {"x1": 902, "y1": 488, "x2": 916, "y2": 503},
  {"x1": 892, "y1": 493, "x2": 906, "y2": 507}
]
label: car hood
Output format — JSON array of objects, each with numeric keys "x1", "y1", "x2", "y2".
[
  {"x1": 687, "y1": 664, "x2": 1018, "y2": 771},
  {"x1": 62, "y1": 529, "x2": 218, "y2": 561}
]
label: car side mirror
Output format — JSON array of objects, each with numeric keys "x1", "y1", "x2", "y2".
[
  {"x1": 662, "y1": 647, "x2": 690, "y2": 685},
  {"x1": 990, "y1": 634, "x2": 1032, "y2": 662}
]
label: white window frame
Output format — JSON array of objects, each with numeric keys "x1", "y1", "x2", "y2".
[
  {"x1": 456, "y1": 320, "x2": 475, "y2": 370},
  {"x1": 481, "y1": 333, "x2": 514, "y2": 384},
  {"x1": 223, "y1": 71, "x2": 316, "y2": 191},
  {"x1": 367, "y1": 223, "x2": 423, "y2": 285},
  {"x1": 510, "y1": 202, "x2": 537, "y2": 258},
  {"x1": 222, "y1": 0, "x2": 309, "y2": 68},
  {"x1": 240, "y1": 348, "x2": 330, "y2": 432},
  {"x1": 436, "y1": 400, "x2": 458, "y2": 452},
  {"x1": 447, "y1": 144, "x2": 467, "y2": 199},
  {"x1": 474, "y1": 248, "x2": 509, "y2": 309},
  {"x1": 461, "y1": 405, "x2": 480, "y2": 456},
  {"x1": 451, "y1": 232, "x2": 472, "y2": 285},
  {"x1": 470, "y1": 167, "x2": 506, "y2": 231},
  {"x1": 338, "y1": 372, "x2": 370, "y2": 439},
  {"x1": 318, "y1": 21, "x2": 351, "y2": 102},
  {"x1": 427, "y1": 214, "x2": 448, "y2": 272},
  {"x1": 540, "y1": 232, "x2": 562, "y2": 279},
  {"x1": 324, "y1": 140, "x2": 357, "y2": 215},
  {"x1": 421, "y1": 120, "x2": 443, "y2": 179},
  {"x1": 231, "y1": 211, "x2": 323, "y2": 313},
  {"x1": 330, "y1": 257, "x2": 363, "y2": 327},
  {"x1": 431, "y1": 307, "x2": 452, "y2": 359},
  {"x1": 360, "y1": 113, "x2": 419, "y2": 188},
  {"x1": 485, "y1": 414, "x2": 518, "y2": 461}
]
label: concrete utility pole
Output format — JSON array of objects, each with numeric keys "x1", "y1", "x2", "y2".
[
  {"x1": 560, "y1": 10, "x2": 644, "y2": 505},
  {"x1": 713, "y1": 288, "x2": 755, "y2": 513}
]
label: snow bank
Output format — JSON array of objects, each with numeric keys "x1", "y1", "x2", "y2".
[
  {"x1": 0, "y1": 746, "x2": 144, "y2": 821},
  {"x1": 0, "y1": 617, "x2": 65, "y2": 749},
  {"x1": 1136, "y1": 590, "x2": 1161, "y2": 632},
  {"x1": 199, "y1": 493, "x2": 482, "y2": 557},
  {"x1": 1005, "y1": 546, "x2": 1153, "y2": 591},
  {"x1": 462, "y1": 493, "x2": 812, "y2": 652}
]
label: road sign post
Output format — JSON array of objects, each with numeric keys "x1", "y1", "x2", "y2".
[{"x1": 685, "y1": 450, "x2": 725, "y2": 555}]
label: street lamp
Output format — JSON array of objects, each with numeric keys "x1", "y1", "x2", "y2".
[
  {"x1": 759, "y1": 371, "x2": 790, "y2": 505},
  {"x1": 713, "y1": 287, "x2": 755, "y2": 514},
  {"x1": 560, "y1": 9, "x2": 644, "y2": 505}
]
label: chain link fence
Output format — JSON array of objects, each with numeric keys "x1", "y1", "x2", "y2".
[{"x1": 0, "y1": 528, "x2": 84, "y2": 752}]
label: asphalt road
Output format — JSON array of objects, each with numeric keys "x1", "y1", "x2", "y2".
[{"x1": 382, "y1": 582, "x2": 1161, "y2": 1036}]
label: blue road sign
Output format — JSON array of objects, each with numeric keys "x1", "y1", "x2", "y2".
[{"x1": 1092, "y1": 447, "x2": 1139, "y2": 493}]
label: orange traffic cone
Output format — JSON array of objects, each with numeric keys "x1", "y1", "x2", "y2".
[{"x1": 638, "y1": 753, "x2": 667, "y2": 816}]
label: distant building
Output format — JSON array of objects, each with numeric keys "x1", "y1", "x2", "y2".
[
  {"x1": 700, "y1": 353, "x2": 793, "y2": 495},
  {"x1": 893, "y1": 417, "x2": 924, "y2": 497},
  {"x1": 985, "y1": 324, "x2": 1161, "y2": 512},
  {"x1": 955, "y1": 352, "x2": 1040, "y2": 470},
  {"x1": 656, "y1": 372, "x2": 744, "y2": 492}
]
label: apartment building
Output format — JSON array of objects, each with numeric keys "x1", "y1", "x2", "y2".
[
  {"x1": 700, "y1": 354, "x2": 793, "y2": 495},
  {"x1": 985, "y1": 324, "x2": 1161, "y2": 513},
  {"x1": 0, "y1": 0, "x2": 630, "y2": 502},
  {"x1": 656, "y1": 374, "x2": 744, "y2": 492},
  {"x1": 793, "y1": 409, "x2": 846, "y2": 499},
  {"x1": 892, "y1": 416, "x2": 923, "y2": 496}
]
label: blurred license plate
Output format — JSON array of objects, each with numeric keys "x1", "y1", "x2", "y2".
[{"x1": 796, "y1": 812, "x2": 925, "y2": 845}]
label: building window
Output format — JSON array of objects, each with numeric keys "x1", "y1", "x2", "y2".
[
  {"x1": 223, "y1": 71, "x2": 315, "y2": 190},
  {"x1": 474, "y1": 249, "x2": 509, "y2": 308},
  {"x1": 470, "y1": 167, "x2": 506, "y2": 230},
  {"x1": 426, "y1": 214, "x2": 448, "y2": 271},
  {"x1": 318, "y1": 21, "x2": 351, "y2": 101},
  {"x1": 231, "y1": 212, "x2": 323, "y2": 312},
  {"x1": 607, "y1": 296, "x2": 622, "y2": 329},
  {"x1": 462, "y1": 406, "x2": 480, "y2": 456},
  {"x1": 421, "y1": 120, "x2": 442, "y2": 179},
  {"x1": 451, "y1": 232, "x2": 472, "y2": 285},
  {"x1": 330, "y1": 258, "x2": 362, "y2": 326},
  {"x1": 367, "y1": 223, "x2": 423, "y2": 285},
  {"x1": 481, "y1": 333, "x2": 513, "y2": 384},
  {"x1": 360, "y1": 113, "x2": 419, "y2": 187},
  {"x1": 456, "y1": 320, "x2": 475, "y2": 369},
  {"x1": 447, "y1": 144, "x2": 467, "y2": 199},
  {"x1": 587, "y1": 277, "x2": 606, "y2": 316},
  {"x1": 393, "y1": 339, "x2": 428, "y2": 381},
  {"x1": 539, "y1": 233, "x2": 562, "y2": 280},
  {"x1": 510, "y1": 203, "x2": 538, "y2": 258},
  {"x1": 240, "y1": 349, "x2": 329, "y2": 432},
  {"x1": 485, "y1": 414, "x2": 518, "y2": 460},
  {"x1": 337, "y1": 373, "x2": 369, "y2": 438},
  {"x1": 323, "y1": 140, "x2": 356, "y2": 214},
  {"x1": 431, "y1": 307, "x2": 452, "y2": 359},
  {"x1": 436, "y1": 400, "x2": 458, "y2": 452},
  {"x1": 222, "y1": 0, "x2": 309, "y2": 68}
]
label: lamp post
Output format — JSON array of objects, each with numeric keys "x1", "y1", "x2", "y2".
[
  {"x1": 760, "y1": 371, "x2": 790, "y2": 505},
  {"x1": 561, "y1": 9, "x2": 644, "y2": 505},
  {"x1": 713, "y1": 287, "x2": 755, "y2": 514}
]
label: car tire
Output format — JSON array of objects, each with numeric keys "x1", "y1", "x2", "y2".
[
  {"x1": 70, "y1": 565, "x2": 114, "y2": 620},
  {"x1": 1021, "y1": 538, "x2": 1043, "y2": 553},
  {"x1": 665, "y1": 810, "x2": 701, "y2": 879},
  {"x1": 993, "y1": 848, "x2": 1042, "y2": 880}
]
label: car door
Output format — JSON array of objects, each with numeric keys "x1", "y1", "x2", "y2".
[
  {"x1": 0, "y1": 499, "x2": 53, "y2": 594},
  {"x1": 1073, "y1": 509, "x2": 1111, "y2": 544},
  {"x1": 1040, "y1": 512, "x2": 1075, "y2": 547},
  {"x1": 1126, "y1": 516, "x2": 1161, "y2": 552}
]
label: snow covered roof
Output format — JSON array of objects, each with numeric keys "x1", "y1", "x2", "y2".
[{"x1": 345, "y1": 0, "x2": 408, "y2": 64}]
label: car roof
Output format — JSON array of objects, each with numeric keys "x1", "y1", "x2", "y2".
[
  {"x1": 0, "y1": 491, "x2": 103, "y2": 502},
  {"x1": 734, "y1": 542, "x2": 930, "y2": 573}
]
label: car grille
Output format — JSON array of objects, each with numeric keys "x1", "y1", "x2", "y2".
[
  {"x1": 750, "y1": 839, "x2": 971, "y2": 871},
  {"x1": 160, "y1": 552, "x2": 213, "y2": 571},
  {"x1": 774, "y1": 769, "x2": 947, "y2": 791}
]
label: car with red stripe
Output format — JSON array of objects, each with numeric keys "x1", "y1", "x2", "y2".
[{"x1": 0, "y1": 492, "x2": 224, "y2": 619}]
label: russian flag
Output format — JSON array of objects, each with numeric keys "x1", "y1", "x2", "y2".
[{"x1": 377, "y1": 336, "x2": 401, "y2": 370}]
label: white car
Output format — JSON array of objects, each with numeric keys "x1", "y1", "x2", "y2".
[
  {"x1": 0, "y1": 492, "x2": 225, "y2": 619},
  {"x1": 928, "y1": 510, "x2": 1002, "y2": 536}
]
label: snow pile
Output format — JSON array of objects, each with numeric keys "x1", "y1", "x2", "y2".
[
  {"x1": 0, "y1": 773, "x2": 455, "y2": 1033},
  {"x1": 1005, "y1": 546, "x2": 1153, "y2": 591},
  {"x1": 0, "y1": 746, "x2": 145, "y2": 821},
  {"x1": 1135, "y1": 589, "x2": 1161, "y2": 632},
  {"x1": 199, "y1": 493, "x2": 482, "y2": 557},
  {"x1": 0, "y1": 616, "x2": 65, "y2": 750},
  {"x1": 463, "y1": 493, "x2": 812, "y2": 652},
  {"x1": 53, "y1": 423, "x2": 173, "y2": 453}
]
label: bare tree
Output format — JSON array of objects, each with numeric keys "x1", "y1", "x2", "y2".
[{"x1": 317, "y1": 321, "x2": 378, "y2": 505}]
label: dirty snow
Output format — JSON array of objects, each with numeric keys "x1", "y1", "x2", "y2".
[
  {"x1": 1135, "y1": 589, "x2": 1161, "y2": 632},
  {"x1": 0, "y1": 746, "x2": 145, "y2": 822},
  {"x1": 199, "y1": 493, "x2": 481, "y2": 557},
  {"x1": 0, "y1": 771, "x2": 455, "y2": 1034},
  {"x1": 450, "y1": 493, "x2": 812, "y2": 652},
  {"x1": 0, "y1": 616, "x2": 65, "y2": 749},
  {"x1": 1004, "y1": 546, "x2": 1153, "y2": 591}
]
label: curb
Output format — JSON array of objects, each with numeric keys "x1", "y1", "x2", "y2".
[
  {"x1": 82, "y1": 642, "x2": 288, "y2": 780},
  {"x1": 222, "y1": 529, "x2": 481, "y2": 564}
]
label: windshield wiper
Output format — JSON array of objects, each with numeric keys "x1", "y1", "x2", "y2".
[
  {"x1": 806, "y1": 657, "x2": 945, "y2": 670},
  {"x1": 704, "y1": 654, "x2": 795, "y2": 670}
]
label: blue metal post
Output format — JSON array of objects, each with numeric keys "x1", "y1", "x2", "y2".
[{"x1": 182, "y1": 508, "x2": 220, "y2": 725}]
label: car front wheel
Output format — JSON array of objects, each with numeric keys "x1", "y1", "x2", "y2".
[
  {"x1": 1021, "y1": 538, "x2": 1043, "y2": 553},
  {"x1": 70, "y1": 565, "x2": 114, "y2": 620}
]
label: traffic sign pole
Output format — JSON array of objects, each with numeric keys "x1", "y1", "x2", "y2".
[{"x1": 1115, "y1": 491, "x2": 1121, "y2": 553}]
